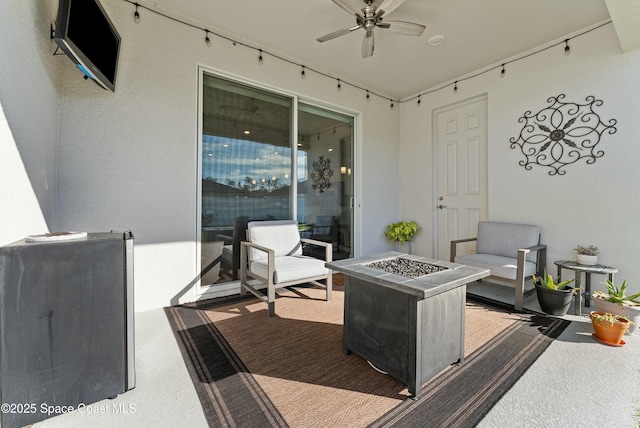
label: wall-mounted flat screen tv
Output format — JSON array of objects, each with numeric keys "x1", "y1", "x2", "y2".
[{"x1": 54, "y1": 0, "x2": 121, "y2": 92}]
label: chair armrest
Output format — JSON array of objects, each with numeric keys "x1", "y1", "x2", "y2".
[
  {"x1": 241, "y1": 240, "x2": 274, "y2": 256},
  {"x1": 517, "y1": 244, "x2": 547, "y2": 278},
  {"x1": 301, "y1": 238, "x2": 330, "y2": 248},
  {"x1": 240, "y1": 241, "x2": 275, "y2": 284},
  {"x1": 301, "y1": 238, "x2": 333, "y2": 263},
  {"x1": 450, "y1": 237, "x2": 477, "y2": 262},
  {"x1": 521, "y1": 244, "x2": 546, "y2": 252},
  {"x1": 518, "y1": 244, "x2": 547, "y2": 275}
]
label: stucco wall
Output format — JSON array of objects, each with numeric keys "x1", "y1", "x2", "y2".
[
  {"x1": 0, "y1": 0, "x2": 59, "y2": 245},
  {"x1": 56, "y1": 0, "x2": 400, "y2": 311},
  {"x1": 399, "y1": 22, "x2": 640, "y2": 295}
]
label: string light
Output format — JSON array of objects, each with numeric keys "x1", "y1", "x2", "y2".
[
  {"x1": 123, "y1": 1, "x2": 610, "y2": 108},
  {"x1": 205, "y1": 30, "x2": 211, "y2": 47},
  {"x1": 390, "y1": 99, "x2": 394, "y2": 109},
  {"x1": 133, "y1": 3, "x2": 140, "y2": 23}
]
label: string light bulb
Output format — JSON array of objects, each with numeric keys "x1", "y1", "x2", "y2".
[
  {"x1": 454, "y1": 81, "x2": 458, "y2": 94},
  {"x1": 337, "y1": 79, "x2": 342, "y2": 91},
  {"x1": 258, "y1": 49, "x2": 263, "y2": 64},
  {"x1": 366, "y1": 90, "x2": 370, "y2": 101},
  {"x1": 564, "y1": 39, "x2": 571, "y2": 56},
  {"x1": 390, "y1": 99, "x2": 394, "y2": 109},
  {"x1": 205, "y1": 30, "x2": 211, "y2": 47},
  {"x1": 500, "y1": 64, "x2": 506, "y2": 78},
  {"x1": 133, "y1": 3, "x2": 140, "y2": 23},
  {"x1": 301, "y1": 66, "x2": 306, "y2": 79},
  {"x1": 417, "y1": 95, "x2": 421, "y2": 106}
]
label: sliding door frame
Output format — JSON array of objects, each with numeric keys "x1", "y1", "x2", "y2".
[{"x1": 195, "y1": 65, "x2": 359, "y2": 299}]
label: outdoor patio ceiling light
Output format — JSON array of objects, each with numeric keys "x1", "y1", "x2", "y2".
[{"x1": 428, "y1": 35, "x2": 445, "y2": 46}]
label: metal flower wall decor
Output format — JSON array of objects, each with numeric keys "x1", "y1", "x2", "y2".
[
  {"x1": 509, "y1": 94, "x2": 617, "y2": 175},
  {"x1": 311, "y1": 156, "x2": 333, "y2": 192}
]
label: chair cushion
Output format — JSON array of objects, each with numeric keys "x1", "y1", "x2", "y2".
[
  {"x1": 247, "y1": 220, "x2": 303, "y2": 261},
  {"x1": 250, "y1": 255, "x2": 329, "y2": 284},
  {"x1": 475, "y1": 221, "x2": 540, "y2": 263},
  {"x1": 454, "y1": 253, "x2": 537, "y2": 280}
]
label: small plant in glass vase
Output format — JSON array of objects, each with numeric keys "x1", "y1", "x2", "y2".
[
  {"x1": 592, "y1": 279, "x2": 640, "y2": 335},
  {"x1": 384, "y1": 221, "x2": 420, "y2": 254},
  {"x1": 574, "y1": 245, "x2": 599, "y2": 265}
]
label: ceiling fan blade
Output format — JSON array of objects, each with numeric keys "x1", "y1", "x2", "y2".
[
  {"x1": 317, "y1": 25, "x2": 362, "y2": 42},
  {"x1": 375, "y1": 0, "x2": 406, "y2": 18},
  {"x1": 383, "y1": 20, "x2": 426, "y2": 36},
  {"x1": 362, "y1": 31, "x2": 374, "y2": 58},
  {"x1": 332, "y1": 0, "x2": 365, "y2": 16}
]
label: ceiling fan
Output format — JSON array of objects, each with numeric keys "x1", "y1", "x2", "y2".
[{"x1": 317, "y1": 0, "x2": 426, "y2": 58}]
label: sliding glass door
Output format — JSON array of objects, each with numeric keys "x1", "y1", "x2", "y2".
[
  {"x1": 199, "y1": 71, "x2": 353, "y2": 289},
  {"x1": 297, "y1": 103, "x2": 353, "y2": 260}
]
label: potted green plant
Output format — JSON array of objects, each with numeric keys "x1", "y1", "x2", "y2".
[
  {"x1": 589, "y1": 311, "x2": 633, "y2": 345},
  {"x1": 532, "y1": 270, "x2": 576, "y2": 316},
  {"x1": 574, "y1": 245, "x2": 599, "y2": 265},
  {"x1": 384, "y1": 220, "x2": 420, "y2": 253},
  {"x1": 592, "y1": 279, "x2": 640, "y2": 335}
]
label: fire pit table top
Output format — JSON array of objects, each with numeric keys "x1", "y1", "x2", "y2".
[{"x1": 326, "y1": 251, "x2": 490, "y2": 299}]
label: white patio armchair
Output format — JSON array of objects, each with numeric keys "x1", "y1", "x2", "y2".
[
  {"x1": 450, "y1": 221, "x2": 546, "y2": 311},
  {"x1": 240, "y1": 220, "x2": 332, "y2": 317}
]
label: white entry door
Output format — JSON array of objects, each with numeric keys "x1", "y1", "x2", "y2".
[{"x1": 435, "y1": 95, "x2": 488, "y2": 261}]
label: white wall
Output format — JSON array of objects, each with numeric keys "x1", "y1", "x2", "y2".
[
  {"x1": 55, "y1": 0, "x2": 400, "y2": 311},
  {"x1": 399, "y1": 22, "x2": 640, "y2": 295},
  {"x1": 0, "y1": 0, "x2": 59, "y2": 245}
]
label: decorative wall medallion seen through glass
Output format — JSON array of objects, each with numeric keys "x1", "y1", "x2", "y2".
[{"x1": 311, "y1": 156, "x2": 333, "y2": 192}]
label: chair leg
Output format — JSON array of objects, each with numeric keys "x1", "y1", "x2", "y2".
[
  {"x1": 267, "y1": 279, "x2": 276, "y2": 317},
  {"x1": 267, "y1": 301, "x2": 275, "y2": 317},
  {"x1": 514, "y1": 249, "x2": 528, "y2": 312},
  {"x1": 326, "y1": 273, "x2": 332, "y2": 302}
]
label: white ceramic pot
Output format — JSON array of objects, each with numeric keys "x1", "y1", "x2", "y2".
[
  {"x1": 576, "y1": 254, "x2": 598, "y2": 265},
  {"x1": 592, "y1": 297, "x2": 640, "y2": 335}
]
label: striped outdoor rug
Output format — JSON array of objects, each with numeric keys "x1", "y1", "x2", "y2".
[{"x1": 165, "y1": 277, "x2": 569, "y2": 427}]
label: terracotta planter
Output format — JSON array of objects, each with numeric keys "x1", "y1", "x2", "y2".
[
  {"x1": 592, "y1": 298, "x2": 640, "y2": 335},
  {"x1": 535, "y1": 285, "x2": 574, "y2": 316},
  {"x1": 590, "y1": 311, "x2": 630, "y2": 345}
]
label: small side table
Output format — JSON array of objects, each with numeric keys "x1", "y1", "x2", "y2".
[{"x1": 554, "y1": 260, "x2": 617, "y2": 315}]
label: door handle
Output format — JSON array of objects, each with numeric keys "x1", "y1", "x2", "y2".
[{"x1": 438, "y1": 204, "x2": 447, "y2": 209}]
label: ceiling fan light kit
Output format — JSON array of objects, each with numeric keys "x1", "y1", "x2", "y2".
[{"x1": 317, "y1": 0, "x2": 426, "y2": 58}]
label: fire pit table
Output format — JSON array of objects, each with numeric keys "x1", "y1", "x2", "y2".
[{"x1": 326, "y1": 252, "x2": 490, "y2": 397}]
